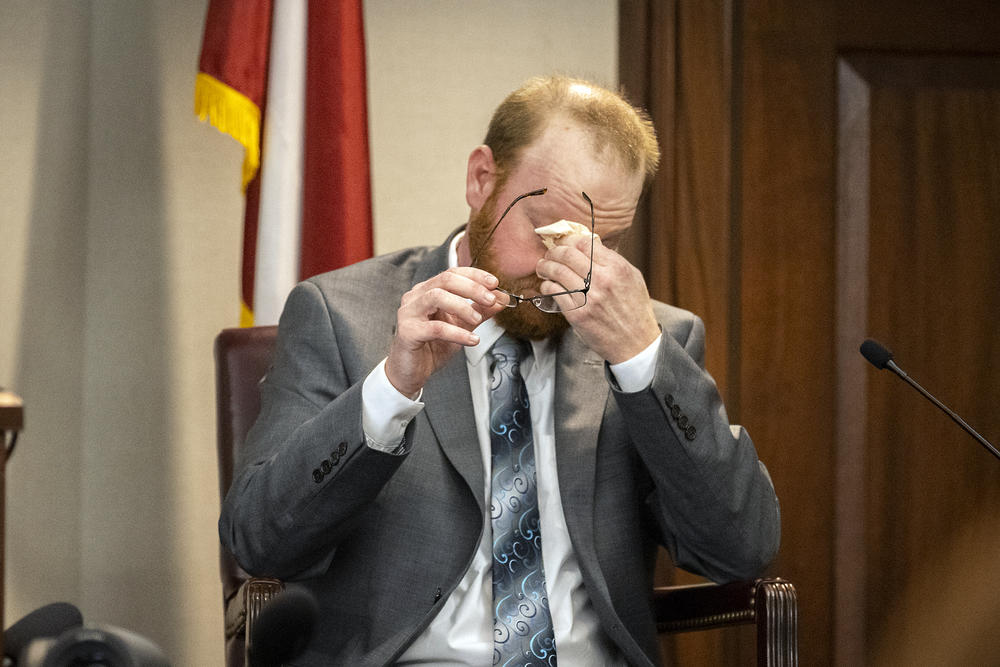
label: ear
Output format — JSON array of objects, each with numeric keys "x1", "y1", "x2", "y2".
[{"x1": 465, "y1": 145, "x2": 497, "y2": 210}]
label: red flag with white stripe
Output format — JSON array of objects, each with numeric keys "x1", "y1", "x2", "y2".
[{"x1": 196, "y1": 0, "x2": 373, "y2": 326}]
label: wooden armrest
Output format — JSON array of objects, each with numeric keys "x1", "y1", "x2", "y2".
[
  {"x1": 223, "y1": 576, "x2": 284, "y2": 665},
  {"x1": 654, "y1": 580, "x2": 755, "y2": 632},
  {"x1": 654, "y1": 578, "x2": 798, "y2": 666}
]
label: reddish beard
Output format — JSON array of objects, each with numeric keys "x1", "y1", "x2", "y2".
[{"x1": 466, "y1": 199, "x2": 570, "y2": 342}]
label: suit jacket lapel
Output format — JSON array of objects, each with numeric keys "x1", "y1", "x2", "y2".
[
  {"x1": 421, "y1": 357, "x2": 484, "y2": 513},
  {"x1": 554, "y1": 330, "x2": 611, "y2": 588},
  {"x1": 410, "y1": 231, "x2": 485, "y2": 513}
]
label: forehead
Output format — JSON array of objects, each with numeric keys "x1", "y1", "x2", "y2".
[{"x1": 504, "y1": 119, "x2": 644, "y2": 232}]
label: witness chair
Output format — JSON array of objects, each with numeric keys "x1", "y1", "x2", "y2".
[{"x1": 215, "y1": 326, "x2": 798, "y2": 666}]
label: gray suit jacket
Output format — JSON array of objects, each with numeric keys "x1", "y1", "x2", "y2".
[{"x1": 219, "y1": 232, "x2": 780, "y2": 666}]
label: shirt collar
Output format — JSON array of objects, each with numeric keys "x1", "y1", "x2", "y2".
[
  {"x1": 466, "y1": 319, "x2": 554, "y2": 383},
  {"x1": 448, "y1": 230, "x2": 463, "y2": 269}
]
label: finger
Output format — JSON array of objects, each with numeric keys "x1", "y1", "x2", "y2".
[
  {"x1": 396, "y1": 316, "x2": 482, "y2": 348},
  {"x1": 407, "y1": 286, "x2": 488, "y2": 329},
  {"x1": 550, "y1": 231, "x2": 604, "y2": 255},
  {"x1": 470, "y1": 294, "x2": 509, "y2": 321},
  {"x1": 543, "y1": 238, "x2": 594, "y2": 268},
  {"x1": 538, "y1": 282, "x2": 589, "y2": 312},
  {"x1": 417, "y1": 267, "x2": 500, "y2": 308},
  {"x1": 448, "y1": 264, "x2": 501, "y2": 287},
  {"x1": 492, "y1": 289, "x2": 512, "y2": 308},
  {"x1": 536, "y1": 253, "x2": 589, "y2": 292}
]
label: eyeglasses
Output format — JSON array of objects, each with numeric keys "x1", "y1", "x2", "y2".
[{"x1": 471, "y1": 188, "x2": 595, "y2": 313}]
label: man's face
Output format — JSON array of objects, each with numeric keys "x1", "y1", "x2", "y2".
[
  {"x1": 467, "y1": 118, "x2": 645, "y2": 341},
  {"x1": 467, "y1": 196, "x2": 570, "y2": 341}
]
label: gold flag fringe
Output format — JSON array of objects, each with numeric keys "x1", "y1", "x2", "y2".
[
  {"x1": 194, "y1": 72, "x2": 261, "y2": 191},
  {"x1": 240, "y1": 301, "x2": 255, "y2": 328}
]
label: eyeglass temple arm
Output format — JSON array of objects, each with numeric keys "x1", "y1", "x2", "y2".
[
  {"x1": 582, "y1": 191, "x2": 594, "y2": 285},
  {"x1": 470, "y1": 188, "x2": 548, "y2": 267}
]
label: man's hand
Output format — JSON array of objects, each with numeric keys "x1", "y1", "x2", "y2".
[
  {"x1": 385, "y1": 267, "x2": 508, "y2": 397},
  {"x1": 536, "y1": 235, "x2": 660, "y2": 364}
]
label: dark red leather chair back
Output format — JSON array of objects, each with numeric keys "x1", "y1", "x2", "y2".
[{"x1": 214, "y1": 325, "x2": 278, "y2": 666}]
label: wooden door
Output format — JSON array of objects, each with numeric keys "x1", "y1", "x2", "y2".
[{"x1": 620, "y1": 1, "x2": 1000, "y2": 664}]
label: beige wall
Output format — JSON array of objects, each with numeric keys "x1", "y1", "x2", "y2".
[
  {"x1": 0, "y1": 0, "x2": 615, "y2": 662},
  {"x1": 365, "y1": 0, "x2": 619, "y2": 253},
  {"x1": 1, "y1": 0, "x2": 92, "y2": 625}
]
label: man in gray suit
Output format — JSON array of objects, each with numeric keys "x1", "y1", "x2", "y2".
[{"x1": 220, "y1": 75, "x2": 780, "y2": 666}]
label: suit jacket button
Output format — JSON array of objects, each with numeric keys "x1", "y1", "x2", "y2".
[
  {"x1": 321, "y1": 460, "x2": 332, "y2": 474},
  {"x1": 338, "y1": 442, "x2": 348, "y2": 456},
  {"x1": 433, "y1": 588, "x2": 442, "y2": 602},
  {"x1": 312, "y1": 469, "x2": 324, "y2": 483},
  {"x1": 670, "y1": 405, "x2": 682, "y2": 419},
  {"x1": 685, "y1": 425, "x2": 697, "y2": 441},
  {"x1": 678, "y1": 415, "x2": 689, "y2": 429},
  {"x1": 664, "y1": 393, "x2": 675, "y2": 408}
]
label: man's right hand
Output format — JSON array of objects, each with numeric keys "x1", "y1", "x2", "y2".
[{"x1": 385, "y1": 267, "x2": 508, "y2": 398}]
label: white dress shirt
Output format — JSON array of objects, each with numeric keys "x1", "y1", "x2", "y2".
[{"x1": 361, "y1": 233, "x2": 659, "y2": 664}]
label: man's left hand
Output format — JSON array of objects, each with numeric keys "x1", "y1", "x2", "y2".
[{"x1": 535, "y1": 235, "x2": 660, "y2": 364}]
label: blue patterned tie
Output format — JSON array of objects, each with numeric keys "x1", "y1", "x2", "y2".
[{"x1": 489, "y1": 335, "x2": 557, "y2": 666}]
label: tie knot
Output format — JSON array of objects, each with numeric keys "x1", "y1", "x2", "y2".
[
  {"x1": 489, "y1": 335, "x2": 531, "y2": 382},
  {"x1": 490, "y1": 334, "x2": 530, "y2": 366}
]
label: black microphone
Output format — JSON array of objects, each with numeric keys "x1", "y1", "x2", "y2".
[
  {"x1": 247, "y1": 588, "x2": 319, "y2": 667},
  {"x1": 4, "y1": 603, "x2": 83, "y2": 665},
  {"x1": 35, "y1": 625, "x2": 169, "y2": 666},
  {"x1": 860, "y1": 338, "x2": 1000, "y2": 461}
]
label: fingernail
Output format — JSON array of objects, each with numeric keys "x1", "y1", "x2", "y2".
[{"x1": 484, "y1": 291, "x2": 496, "y2": 304}]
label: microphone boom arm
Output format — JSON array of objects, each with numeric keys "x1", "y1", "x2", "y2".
[{"x1": 884, "y1": 359, "x2": 1000, "y2": 461}]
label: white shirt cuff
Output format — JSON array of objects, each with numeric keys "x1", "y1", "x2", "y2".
[
  {"x1": 362, "y1": 358, "x2": 424, "y2": 454},
  {"x1": 608, "y1": 333, "x2": 662, "y2": 393}
]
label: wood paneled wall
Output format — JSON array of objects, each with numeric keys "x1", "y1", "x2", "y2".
[{"x1": 620, "y1": 1, "x2": 1000, "y2": 664}]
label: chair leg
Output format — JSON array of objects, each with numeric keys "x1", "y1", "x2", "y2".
[
  {"x1": 755, "y1": 578, "x2": 798, "y2": 667},
  {"x1": 242, "y1": 578, "x2": 284, "y2": 666}
]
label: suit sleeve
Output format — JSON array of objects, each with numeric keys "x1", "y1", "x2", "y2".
[
  {"x1": 219, "y1": 280, "x2": 410, "y2": 579},
  {"x1": 607, "y1": 310, "x2": 781, "y2": 582}
]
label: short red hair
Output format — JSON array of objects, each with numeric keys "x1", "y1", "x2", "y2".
[{"x1": 483, "y1": 75, "x2": 660, "y2": 186}]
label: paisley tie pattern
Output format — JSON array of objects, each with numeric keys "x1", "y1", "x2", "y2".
[{"x1": 489, "y1": 335, "x2": 557, "y2": 667}]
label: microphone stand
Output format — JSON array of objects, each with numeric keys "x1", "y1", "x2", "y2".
[{"x1": 882, "y1": 360, "x2": 1000, "y2": 462}]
